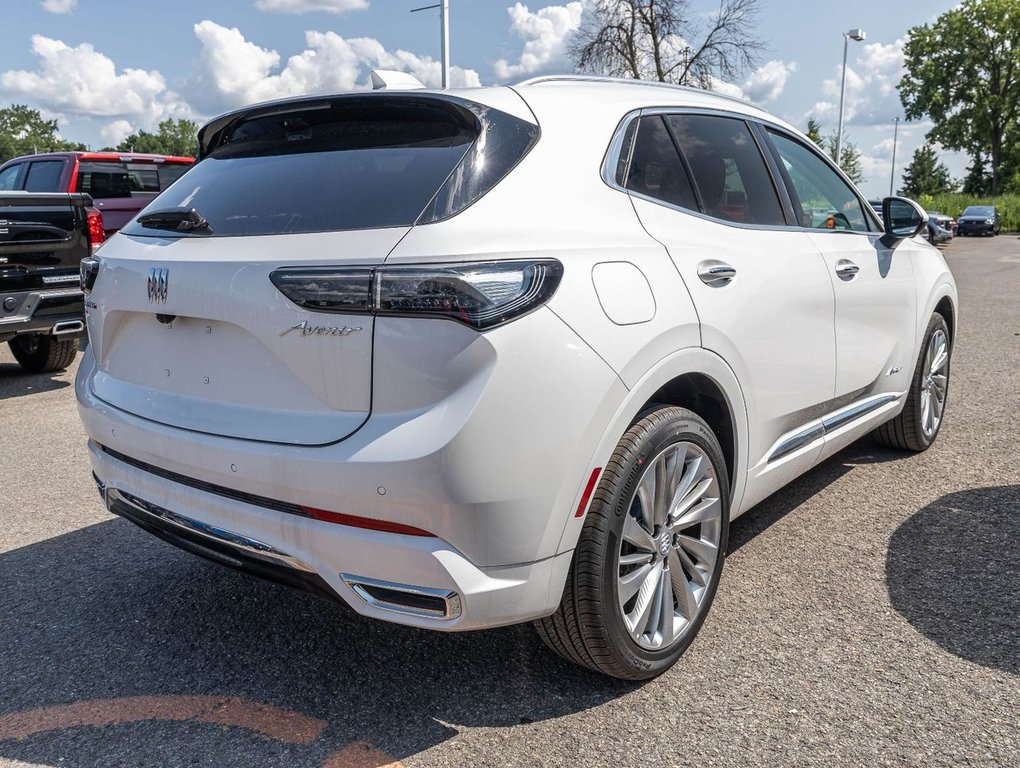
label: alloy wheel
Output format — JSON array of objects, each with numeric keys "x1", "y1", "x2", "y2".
[
  {"x1": 920, "y1": 328, "x2": 949, "y2": 437},
  {"x1": 616, "y1": 442, "x2": 722, "y2": 651}
]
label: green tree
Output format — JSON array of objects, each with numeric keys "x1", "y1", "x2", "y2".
[
  {"x1": 825, "y1": 129, "x2": 863, "y2": 184},
  {"x1": 899, "y1": 143, "x2": 953, "y2": 197},
  {"x1": 0, "y1": 104, "x2": 84, "y2": 163},
  {"x1": 805, "y1": 118, "x2": 823, "y2": 147},
  {"x1": 900, "y1": 0, "x2": 1020, "y2": 194},
  {"x1": 117, "y1": 118, "x2": 199, "y2": 157}
]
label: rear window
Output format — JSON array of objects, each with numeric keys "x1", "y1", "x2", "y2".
[
  {"x1": 123, "y1": 95, "x2": 538, "y2": 238},
  {"x1": 76, "y1": 161, "x2": 192, "y2": 199}
]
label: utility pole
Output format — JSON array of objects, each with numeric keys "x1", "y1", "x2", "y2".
[
  {"x1": 889, "y1": 117, "x2": 900, "y2": 197},
  {"x1": 410, "y1": 0, "x2": 450, "y2": 89}
]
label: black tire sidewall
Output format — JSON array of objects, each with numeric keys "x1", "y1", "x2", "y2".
[{"x1": 596, "y1": 409, "x2": 730, "y2": 677}]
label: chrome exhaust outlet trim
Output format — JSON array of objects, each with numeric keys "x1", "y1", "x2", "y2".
[
  {"x1": 341, "y1": 573, "x2": 463, "y2": 621},
  {"x1": 52, "y1": 320, "x2": 85, "y2": 335}
]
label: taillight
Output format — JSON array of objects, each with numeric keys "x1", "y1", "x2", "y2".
[
  {"x1": 80, "y1": 256, "x2": 100, "y2": 294},
  {"x1": 86, "y1": 207, "x2": 105, "y2": 254},
  {"x1": 270, "y1": 260, "x2": 563, "y2": 330}
]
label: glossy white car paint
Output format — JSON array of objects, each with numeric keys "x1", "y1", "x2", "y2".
[{"x1": 77, "y1": 76, "x2": 957, "y2": 631}]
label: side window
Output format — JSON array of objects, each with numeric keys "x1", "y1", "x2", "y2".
[
  {"x1": 23, "y1": 160, "x2": 64, "y2": 192},
  {"x1": 622, "y1": 116, "x2": 698, "y2": 211},
  {"x1": 0, "y1": 164, "x2": 22, "y2": 190},
  {"x1": 665, "y1": 114, "x2": 785, "y2": 226},
  {"x1": 76, "y1": 162, "x2": 135, "y2": 198},
  {"x1": 767, "y1": 130, "x2": 870, "y2": 232}
]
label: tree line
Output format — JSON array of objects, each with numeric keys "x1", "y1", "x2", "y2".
[{"x1": 0, "y1": 104, "x2": 198, "y2": 164}]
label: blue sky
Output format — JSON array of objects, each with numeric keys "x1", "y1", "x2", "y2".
[{"x1": 1, "y1": 0, "x2": 963, "y2": 197}]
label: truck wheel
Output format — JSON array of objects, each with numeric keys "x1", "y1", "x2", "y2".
[
  {"x1": 535, "y1": 407, "x2": 729, "y2": 680},
  {"x1": 871, "y1": 313, "x2": 950, "y2": 452},
  {"x1": 8, "y1": 335, "x2": 78, "y2": 373}
]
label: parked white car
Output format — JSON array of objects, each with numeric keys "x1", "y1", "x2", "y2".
[{"x1": 77, "y1": 76, "x2": 957, "y2": 680}]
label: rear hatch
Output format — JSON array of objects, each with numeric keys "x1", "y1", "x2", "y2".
[
  {"x1": 88, "y1": 93, "x2": 517, "y2": 446},
  {"x1": 75, "y1": 157, "x2": 193, "y2": 235},
  {"x1": 0, "y1": 192, "x2": 89, "y2": 292}
]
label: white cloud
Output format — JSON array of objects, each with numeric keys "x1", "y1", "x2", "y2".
[
  {"x1": 254, "y1": 0, "x2": 368, "y2": 13},
  {"x1": 100, "y1": 119, "x2": 135, "y2": 146},
  {"x1": 740, "y1": 60, "x2": 797, "y2": 103},
  {"x1": 494, "y1": 2, "x2": 584, "y2": 80},
  {"x1": 809, "y1": 38, "x2": 905, "y2": 128},
  {"x1": 41, "y1": 0, "x2": 76, "y2": 13},
  {"x1": 0, "y1": 35, "x2": 188, "y2": 128},
  {"x1": 188, "y1": 21, "x2": 480, "y2": 113}
]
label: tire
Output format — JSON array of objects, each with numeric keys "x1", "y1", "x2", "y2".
[
  {"x1": 535, "y1": 407, "x2": 730, "y2": 680},
  {"x1": 8, "y1": 334, "x2": 78, "y2": 374},
  {"x1": 871, "y1": 313, "x2": 950, "y2": 452}
]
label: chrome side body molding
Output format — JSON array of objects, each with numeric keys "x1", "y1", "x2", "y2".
[{"x1": 767, "y1": 393, "x2": 900, "y2": 463}]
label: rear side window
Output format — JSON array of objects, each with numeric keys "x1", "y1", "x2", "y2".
[
  {"x1": 665, "y1": 114, "x2": 785, "y2": 226},
  {"x1": 622, "y1": 116, "x2": 698, "y2": 210},
  {"x1": 0, "y1": 164, "x2": 21, "y2": 190},
  {"x1": 123, "y1": 96, "x2": 538, "y2": 238},
  {"x1": 23, "y1": 160, "x2": 64, "y2": 192},
  {"x1": 766, "y1": 130, "x2": 870, "y2": 232}
]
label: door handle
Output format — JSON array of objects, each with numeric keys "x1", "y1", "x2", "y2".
[
  {"x1": 835, "y1": 259, "x2": 860, "y2": 280},
  {"x1": 697, "y1": 261, "x2": 737, "y2": 286}
]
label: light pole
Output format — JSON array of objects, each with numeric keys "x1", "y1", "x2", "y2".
[
  {"x1": 836, "y1": 28, "x2": 866, "y2": 166},
  {"x1": 410, "y1": 1, "x2": 450, "y2": 89},
  {"x1": 889, "y1": 117, "x2": 901, "y2": 197}
]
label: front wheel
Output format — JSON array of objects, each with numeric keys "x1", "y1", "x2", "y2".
[
  {"x1": 535, "y1": 407, "x2": 730, "y2": 680},
  {"x1": 871, "y1": 313, "x2": 950, "y2": 451}
]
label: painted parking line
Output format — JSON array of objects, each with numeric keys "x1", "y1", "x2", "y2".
[{"x1": 0, "y1": 695, "x2": 404, "y2": 767}]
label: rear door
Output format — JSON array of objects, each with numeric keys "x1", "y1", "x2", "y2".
[{"x1": 619, "y1": 112, "x2": 837, "y2": 507}]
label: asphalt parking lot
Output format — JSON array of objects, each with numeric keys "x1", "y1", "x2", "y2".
[{"x1": 1, "y1": 235, "x2": 1017, "y2": 767}]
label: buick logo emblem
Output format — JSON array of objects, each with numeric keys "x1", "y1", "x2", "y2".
[{"x1": 147, "y1": 268, "x2": 169, "y2": 304}]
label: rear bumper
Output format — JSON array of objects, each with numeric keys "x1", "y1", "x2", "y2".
[
  {"x1": 88, "y1": 441, "x2": 573, "y2": 630},
  {"x1": 0, "y1": 286, "x2": 85, "y2": 341}
]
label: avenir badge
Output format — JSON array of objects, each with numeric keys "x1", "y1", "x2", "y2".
[{"x1": 281, "y1": 320, "x2": 362, "y2": 337}]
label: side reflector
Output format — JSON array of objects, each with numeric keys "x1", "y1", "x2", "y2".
[
  {"x1": 301, "y1": 507, "x2": 434, "y2": 537},
  {"x1": 574, "y1": 468, "x2": 602, "y2": 518}
]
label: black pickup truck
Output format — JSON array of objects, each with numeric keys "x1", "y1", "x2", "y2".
[{"x1": 0, "y1": 192, "x2": 103, "y2": 373}]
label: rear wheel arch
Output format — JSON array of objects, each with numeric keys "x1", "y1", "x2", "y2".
[
  {"x1": 934, "y1": 295, "x2": 955, "y2": 345},
  {"x1": 555, "y1": 348, "x2": 748, "y2": 556}
]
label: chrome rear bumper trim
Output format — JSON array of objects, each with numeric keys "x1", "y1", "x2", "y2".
[
  {"x1": 105, "y1": 487, "x2": 315, "y2": 573},
  {"x1": 341, "y1": 573, "x2": 462, "y2": 621}
]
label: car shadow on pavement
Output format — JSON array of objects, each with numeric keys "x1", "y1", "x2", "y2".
[
  {"x1": 885, "y1": 484, "x2": 1020, "y2": 675},
  {"x1": 0, "y1": 517, "x2": 631, "y2": 766},
  {"x1": 0, "y1": 361, "x2": 71, "y2": 401}
]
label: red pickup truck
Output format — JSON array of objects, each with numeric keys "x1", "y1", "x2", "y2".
[{"x1": 0, "y1": 152, "x2": 194, "y2": 237}]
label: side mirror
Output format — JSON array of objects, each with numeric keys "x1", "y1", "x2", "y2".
[{"x1": 881, "y1": 196, "x2": 927, "y2": 246}]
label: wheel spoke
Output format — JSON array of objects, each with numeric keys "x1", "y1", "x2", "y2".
[
  {"x1": 635, "y1": 466, "x2": 657, "y2": 531},
  {"x1": 618, "y1": 562, "x2": 654, "y2": 606},
  {"x1": 651, "y1": 450, "x2": 673, "y2": 529},
  {"x1": 676, "y1": 533, "x2": 718, "y2": 569},
  {"x1": 668, "y1": 476, "x2": 713, "y2": 527},
  {"x1": 672, "y1": 495, "x2": 721, "y2": 530},
  {"x1": 626, "y1": 562, "x2": 662, "y2": 638},
  {"x1": 931, "y1": 387, "x2": 944, "y2": 420},
  {"x1": 931, "y1": 373, "x2": 948, "y2": 396},
  {"x1": 658, "y1": 567, "x2": 676, "y2": 646},
  {"x1": 674, "y1": 545, "x2": 709, "y2": 587},
  {"x1": 618, "y1": 551, "x2": 654, "y2": 567},
  {"x1": 622, "y1": 512, "x2": 655, "y2": 551},
  {"x1": 668, "y1": 549, "x2": 697, "y2": 619},
  {"x1": 668, "y1": 453, "x2": 703, "y2": 515},
  {"x1": 929, "y1": 338, "x2": 948, "y2": 375}
]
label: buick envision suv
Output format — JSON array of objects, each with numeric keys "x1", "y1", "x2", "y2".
[{"x1": 77, "y1": 76, "x2": 957, "y2": 680}]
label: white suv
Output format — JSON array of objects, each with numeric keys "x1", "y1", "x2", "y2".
[{"x1": 77, "y1": 76, "x2": 957, "y2": 680}]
